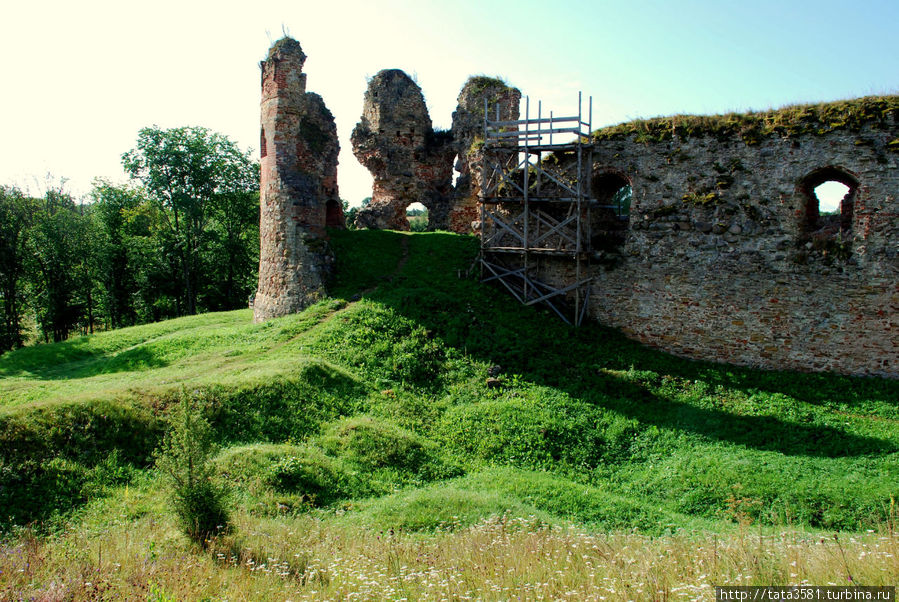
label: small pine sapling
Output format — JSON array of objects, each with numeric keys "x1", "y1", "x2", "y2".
[{"x1": 155, "y1": 389, "x2": 230, "y2": 547}]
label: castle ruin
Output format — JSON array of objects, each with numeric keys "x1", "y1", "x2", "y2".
[
  {"x1": 254, "y1": 38, "x2": 344, "y2": 322},
  {"x1": 251, "y1": 38, "x2": 897, "y2": 377},
  {"x1": 514, "y1": 100, "x2": 899, "y2": 377},
  {"x1": 352, "y1": 73, "x2": 520, "y2": 233},
  {"x1": 583, "y1": 105, "x2": 898, "y2": 377}
]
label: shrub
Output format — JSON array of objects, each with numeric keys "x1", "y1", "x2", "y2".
[
  {"x1": 155, "y1": 390, "x2": 230, "y2": 546},
  {"x1": 265, "y1": 446, "x2": 361, "y2": 505},
  {"x1": 437, "y1": 389, "x2": 638, "y2": 472},
  {"x1": 319, "y1": 415, "x2": 459, "y2": 481},
  {"x1": 309, "y1": 303, "x2": 446, "y2": 389}
]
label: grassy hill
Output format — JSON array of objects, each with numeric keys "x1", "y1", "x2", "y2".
[{"x1": 1, "y1": 230, "x2": 898, "y2": 598}]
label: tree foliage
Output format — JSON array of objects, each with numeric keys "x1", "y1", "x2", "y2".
[
  {"x1": 26, "y1": 188, "x2": 95, "y2": 342},
  {"x1": 0, "y1": 186, "x2": 37, "y2": 351},
  {"x1": 90, "y1": 180, "x2": 145, "y2": 329},
  {"x1": 0, "y1": 126, "x2": 260, "y2": 351},
  {"x1": 122, "y1": 126, "x2": 259, "y2": 315}
]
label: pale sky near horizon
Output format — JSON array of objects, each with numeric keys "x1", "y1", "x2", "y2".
[{"x1": 1, "y1": 0, "x2": 897, "y2": 207}]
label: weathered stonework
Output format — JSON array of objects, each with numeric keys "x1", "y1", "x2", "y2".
[
  {"x1": 351, "y1": 73, "x2": 521, "y2": 234},
  {"x1": 527, "y1": 99, "x2": 899, "y2": 377},
  {"x1": 254, "y1": 38, "x2": 343, "y2": 323},
  {"x1": 450, "y1": 77, "x2": 521, "y2": 233},
  {"x1": 351, "y1": 70, "x2": 454, "y2": 230}
]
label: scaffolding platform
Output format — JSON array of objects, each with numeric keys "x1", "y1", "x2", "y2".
[{"x1": 479, "y1": 94, "x2": 596, "y2": 326}]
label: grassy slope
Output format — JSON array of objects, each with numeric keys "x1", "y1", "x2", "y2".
[{"x1": 1, "y1": 229, "x2": 898, "y2": 596}]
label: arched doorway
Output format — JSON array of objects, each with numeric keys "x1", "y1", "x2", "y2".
[{"x1": 406, "y1": 201, "x2": 428, "y2": 232}]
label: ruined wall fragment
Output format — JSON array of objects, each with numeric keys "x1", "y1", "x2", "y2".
[
  {"x1": 351, "y1": 69, "x2": 454, "y2": 230},
  {"x1": 450, "y1": 77, "x2": 521, "y2": 233},
  {"x1": 254, "y1": 37, "x2": 343, "y2": 323}
]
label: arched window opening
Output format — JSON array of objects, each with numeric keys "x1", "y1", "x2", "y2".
[
  {"x1": 590, "y1": 171, "x2": 632, "y2": 252},
  {"x1": 798, "y1": 167, "x2": 857, "y2": 236},
  {"x1": 260, "y1": 126, "x2": 267, "y2": 159},
  {"x1": 407, "y1": 202, "x2": 428, "y2": 232}
]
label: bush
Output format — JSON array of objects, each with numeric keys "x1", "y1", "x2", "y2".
[
  {"x1": 155, "y1": 390, "x2": 230, "y2": 546},
  {"x1": 408, "y1": 213, "x2": 428, "y2": 232},
  {"x1": 318, "y1": 415, "x2": 459, "y2": 481},
  {"x1": 266, "y1": 446, "x2": 361, "y2": 505},
  {"x1": 437, "y1": 389, "x2": 638, "y2": 472},
  {"x1": 308, "y1": 303, "x2": 446, "y2": 389}
]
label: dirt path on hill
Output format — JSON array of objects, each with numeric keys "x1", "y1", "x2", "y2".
[{"x1": 358, "y1": 233, "x2": 410, "y2": 297}]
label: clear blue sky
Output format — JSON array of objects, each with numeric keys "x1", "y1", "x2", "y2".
[{"x1": 1, "y1": 0, "x2": 896, "y2": 205}]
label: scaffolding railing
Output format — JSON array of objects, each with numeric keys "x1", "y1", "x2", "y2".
[{"x1": 479, "y1": 94, "x2": 595, "y2": 326}]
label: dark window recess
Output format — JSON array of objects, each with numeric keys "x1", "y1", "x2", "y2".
[
  {"x1": 590, "y1": 171, "x2": 632, "y2": 252},
  {"x1": 325, "y1": 199, "x2": 343, "y2": 228}
]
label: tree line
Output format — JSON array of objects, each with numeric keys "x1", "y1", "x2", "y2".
[{"x1": 0, "y1": 126, "x2": 260, "y2": 353}]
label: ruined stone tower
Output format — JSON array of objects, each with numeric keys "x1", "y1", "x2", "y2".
[
  {"x1": 351, "y1": 69, "x2": 454, "y2": 230},
  {"x1": 449, "y1": 77, "x2": 521, "y2": 233},
  {"x1": 254, "y1": 37, "x2": 344, "y2": 323}
]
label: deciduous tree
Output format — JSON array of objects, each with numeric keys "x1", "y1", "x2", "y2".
[
  {"x1": 0, "y1": 186, "x2": 37, "y2": 352},
  {"x1": 122, "y1": 126, "x2": 258, "y2": 315}
]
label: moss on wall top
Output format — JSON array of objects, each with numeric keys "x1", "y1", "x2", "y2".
[
  {"x1": 464, "y1": 75, "x2": 513, "y2": 96},
  {"x1": 267, "y1": 37, "x2": 306, "y2": 61},
  {"x1": 593, "y1": 95, "x2": 899, "y2": 145}
]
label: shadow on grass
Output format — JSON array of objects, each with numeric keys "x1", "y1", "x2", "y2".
[
  {"x1": 212, "y1": 361, "x2": 370, "y2": 445},
  {"x1": 0, "y1": 398, "x2": 163, "y2": 531},
  {"x1": 345, "y1": 230, "x2": 898, "y2": 460},
  {"x1": 0, "y1": 340, "x2": 168, "y2": 381},
  {"x1": 587, "y1": 371, "x2": 892, "y2": 457}
]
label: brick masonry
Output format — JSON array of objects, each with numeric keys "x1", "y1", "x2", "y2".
[
  {"x1": 351, "y1": 69, "x2": 454, "y2": 231},
  {"x1": 253, "y1": 42, "x2": 896, "y2": 376},
  {"x1": 450, "y1": 78, "x2": 521, "y2": 234},
  {"x1": 253, "y1": 37, "x2": 344, "y2": 323},
  {"x1": 352, "y1": 73, "x2": 520, "y2": 233}
]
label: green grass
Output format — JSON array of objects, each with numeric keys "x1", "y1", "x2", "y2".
[
  {"x1": 0, "y1": 301, "x2": 346, "y2": 410},
  {"x1": 1, "y1": 229, "x2": 898, "y2": 597}
]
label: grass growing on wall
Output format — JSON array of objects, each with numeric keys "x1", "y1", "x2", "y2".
[{"x1": 593, "y1": 94, "x2": 899, "y2": 144}]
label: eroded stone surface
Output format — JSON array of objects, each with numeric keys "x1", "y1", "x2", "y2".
[
  {"x1": 351, "y1": 69, "x2": 453, "y2": 230},
  {"x1": 351, "y1": 73, "x2": 521, "y2": 233},
  {"x1": 254, "y1": 37, "x2": 343, "y2": 323},
  {"x1": 450, "y1": 77, "x2": 521, "y2": 233},
  {"x1": 527, "y1": 115, "x2": 899, "y2": 377}
]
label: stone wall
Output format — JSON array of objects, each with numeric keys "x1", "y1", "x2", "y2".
[
  {"x1": 351, "y1": 70, "x2": 454, "y2": 230},
  {"x1": 449, "y1": 77, "x2": 521, "y2": 233},
  {"x1": 532, "y1": 99, "x2": 898, "y2": 377},
  {"x1": 254, "y1": 38, "x2": 343, "y2": 322},
  {"x1": 352, "y1": 72, "x2": 520, "y2": 233}
]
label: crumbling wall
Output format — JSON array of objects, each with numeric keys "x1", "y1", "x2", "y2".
[
  {"x1": 534, "y1": 97, "x2": 899, "y2": 377},
  {"x1": 450, "y1": 77, "x2": 521, "y2": 233},
  {"x1": 351, "y1": 72, "x2": 521, "y2": 233},
  {"x1": 254, "y1": 37, "x2": 343, "y2": 322},
  {"x1": 351, "y1": 70, "x2": 454, "y2": 230}
]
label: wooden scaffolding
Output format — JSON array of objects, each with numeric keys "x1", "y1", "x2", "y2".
[{"x1": 479, "y1": 94, "x2": 596, "y2": 325}]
